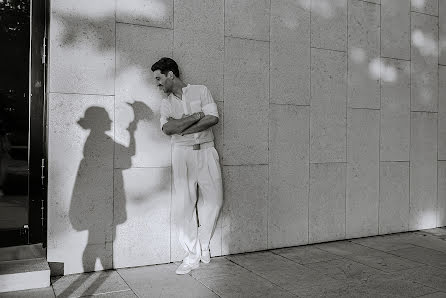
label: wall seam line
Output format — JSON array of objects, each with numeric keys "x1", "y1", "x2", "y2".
[
  {"x1": 308, "y1": 0, "x2": 312, "y2": 244},
  {"x1": 409, "y1": 0, "x2": 412, "y2": 232},
  {"x1": 48, "y1": 91, "x2": 115, "y2": 97},
  {"x1": 112, "y1": 0, "x2": 117, "y2": 269},
  {"x1": 170, "y1": 0, "x2": 175, "y2": 263},
  {"x1": 115, "y1": 21, "x2": 173, "y2": 31},
  {"x1": 267, "y1": 0, "x2": 271, "y2": 249},
  {"x1": 437, "y1": 0, "x2": 440, "y2": 227},
  {"x1": 410, "y1": 10, "x2": 439, "y2": 17},
  {"x1": 221, "y1": 0, "x2": 225, "y2": 256},
  {"x1": 310, "y1": 46, "x2": 346, "y2": 53},
  {"x1": 378, "y1": 0, "x2": 381, "y2": 235},
  {"x1": 345, "y1": 0, "x2": 349, "y2": 239},
  {"x1": 224, "y1": 35, "x2": 270, "y2": 43}
]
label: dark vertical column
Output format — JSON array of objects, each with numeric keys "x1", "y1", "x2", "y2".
[{"x1": 29, "y1": 0, "x2": 48, "y2": 245}]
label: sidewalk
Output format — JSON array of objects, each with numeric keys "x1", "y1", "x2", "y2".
[{"x1": 2, "y1": 228, "x2": 446, "y2": 298}]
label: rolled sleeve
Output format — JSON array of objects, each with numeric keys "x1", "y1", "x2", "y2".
[{"x1": 201, "y1": 86, "x2": 219, "y2": 118}]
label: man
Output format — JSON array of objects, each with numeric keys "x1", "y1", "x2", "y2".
[{"x1": 151, "y1": 57, "x2": 223, "y2": 275}]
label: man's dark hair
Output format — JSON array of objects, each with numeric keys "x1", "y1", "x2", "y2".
[{"x1": 151, "y1": 57, "x2": 180, "y2": 78}]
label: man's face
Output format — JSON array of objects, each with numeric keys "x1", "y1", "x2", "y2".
[{"x1": 153, "y1": 70, "x2": 172, "y2": 94}]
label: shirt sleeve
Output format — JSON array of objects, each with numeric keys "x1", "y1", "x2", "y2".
[
  {"x1": 201, "y1": 86, "x2": 219, "y2": 118},
  {"x1": 159, "y1": 99, "x2": 170, "y2": 129}
]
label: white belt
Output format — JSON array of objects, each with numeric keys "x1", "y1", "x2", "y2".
[{"x1": 174, "y1": 141, "x2": 214, "y2": 150}]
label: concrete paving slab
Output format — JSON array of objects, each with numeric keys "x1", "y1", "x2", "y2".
[
  {"x1": 351, "y1": 235, "x2": 416, "y2": 252},
  {"x1": 271, "y1": 245, "x2": 343, "y2": 265},
  {"x1": 226, "y1": 251, "x2": 354, "y2": 293},
  {"x1": 51, "y1": 270, "x2": 130, "y2": 298},
  {"x1": 347, "y1": 273, "x2": 437, "y2": 298},
  {"x1": 314, "y1": 240, "x2": 425, "y2": 272},
  {"x1": 199, "y1": 272, "x2": 296, "y2": 298},
  {"x1": 419, "y1": 292, "x2": 446, "y2": 298},
  {"x1": 117, "y1": 263, "x2": 218, "y2": 298},
  {"x1": 389, "y1": 246, "x2": 446, "y2": 269},
  {"x1": 189, "y1": 257, "x2": 247, "y2": 280},
  {"x1": 0, "y1": 287, "x2": 55, "y2": 298},
  {"x1": 303, "y1": 258, "x2": 386, "y2": 281},
  {"x1": 81, "y1": 290, "x2": 137, "y2": 298},
  {"x1": 396, "y1": 265, "x2": 446, "y2": 292}
]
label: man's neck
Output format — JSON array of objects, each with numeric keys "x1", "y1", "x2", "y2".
[{"x1": 171, "y1": 79, "x2": 187, "y2": 100}]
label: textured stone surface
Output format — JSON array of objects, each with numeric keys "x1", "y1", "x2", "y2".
[
  {"x1": 315, "y1": 241, "x2": 425, "y2": 273},
  {"x1": 439, "y1": 66, "x2": 446, "y2": 160},
  {"x1": 381, "y1": 0, "x2": 411, "y2": 60},
  {"x1": 391, "y1": 246, "x2": 446, "y2": 269},
  {"x1": 347, "y1": 0, "x2": 381, "y2": 109},
  {"x1": 197, "y1": 260, "x2": 296, "y2": 297},
  {"x1": 51, "y1": 271, "x2": 130, "y2": 297},
  {"x1": 379, "y1": 162, "x2": 410, "y2": 234},
  {"x1": 221, "y1": 166, "x2": 268, "y2": 255},
  {"x1": 226, "y1": 251, "x2": 352, "y2": 296},
  {"x1": 438, "y1": 162, "x2": 446, "y2": 227},
  {"x1": 304, "y1": 258, "x2": 383, "y2": 281},
  {"x1": 310, "y1": 48, "x2": 347, "y2": 163},
  {"x1": 225, "y1": 0, "x2": 270, "y2": 41},
  {"x1": 311, "y1": 0, "x2": 347, "y2": 51},
  {"x1": 115, "y1": 23, "x2": 172, "y2": 169},
  {"x1": 411, "y1": 12, "x2": 439, "y2": 112},
  {"x1": 270, "y1": 0, "x2": 310, "y2": 105},
  {"x1": 347, "y1": 108, "x2": 380, "y2": 238},
  {"x1": 380, "y1": 58, "x2": 411, "y2": 161},
  {"x1": 351, "y1": 235, "x2": 415, "y2": 252},
  {"x1": 173, "y1": 0, "x2": 224, "y2": 102},
  {"x1": 223, "y1": 37, "x2": 269, "y2": 165},
  {"x1": 411, "y1": 0, "x2": 439, "y2": 15},
  {"x1": 268, "y1": 105, "x2": 309, "y2": 248},
  {"x1": 410, "y1": 112, "x2": 438, "y2": 230},
  {"x1": 118, "y1": 264, "x2": 218, "y2": 297},
  {"x1": 309, "y1": 163, "x2": 346, "y2": 243},
  {"x1": 397, "y1": 265, "x2": 446, "y2": 292},
  {"x1": 272, "y1": 246, "x2": 343, "y2": 265},
  {"x1": 116, "y1": 0, "x2": 173, "y2": 28},
  {"x1": 47, "y1": 93, "x2": 115, "y2": 275},
  {"x1": 49, "y1": 0, "x2": 115, "y2": 95},
  {"x1": 113, "y1": 167, "x2": 171, "y2": 268},
  {"x1": 440, "y1": 1, "x2": 446, "y2": 65}
]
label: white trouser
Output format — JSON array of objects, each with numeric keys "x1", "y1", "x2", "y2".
[{"x1": 172, "y1": 142, "x2": 223, "y2": 264}]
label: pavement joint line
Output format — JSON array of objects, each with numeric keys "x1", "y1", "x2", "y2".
[
  {"x1": 77, "y1": 289, "x2": 135, "y2": 297},
  {"x1": 114, "y1": 270, "x2": 140, "y2": 298},
  {"x1": 223, "y1": 256, "x2": 299, "y2": 297},
  {"x1": 188, "y1": 271, "x2": 222, "y2": 298}
]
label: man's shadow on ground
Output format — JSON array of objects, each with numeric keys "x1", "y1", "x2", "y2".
[{"x1": 60, "y1": 102, "x2": 151, "y2": 297}]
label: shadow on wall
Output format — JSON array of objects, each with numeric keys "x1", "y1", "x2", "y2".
[{"x1": 60, "y1": 103, "x2": 151, "y2": 297}]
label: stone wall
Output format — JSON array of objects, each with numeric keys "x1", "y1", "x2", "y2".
[{"x1": 47, "y1": 0, "x2": 446, "y2": 275}]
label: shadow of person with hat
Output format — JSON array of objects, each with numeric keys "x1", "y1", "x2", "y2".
[{"x1": 63, "y1": 105, "x2": 140, "y2": 297}]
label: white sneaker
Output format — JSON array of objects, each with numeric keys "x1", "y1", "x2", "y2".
[
  {"x1": 175, "y1": 261, "x2": 199, "y2": 275},
  {"x1": 201, "y1": 249, "x2": 211, "y2": 264}
]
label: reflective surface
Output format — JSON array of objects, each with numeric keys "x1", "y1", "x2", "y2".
[{"x1": 0, "y1": 0, "x2": 30, "y2": 230}]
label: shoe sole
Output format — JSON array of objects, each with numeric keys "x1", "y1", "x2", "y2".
[
  {"x1": 175, "y1": 263, "x2": 199, "y2": 275},
  {"x1": 201, "y1": 258, "x2": 210, "y2": 264}
]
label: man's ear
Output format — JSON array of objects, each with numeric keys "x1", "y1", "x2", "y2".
[{"x1": 167, "y1": 70, "x2": 174, "y2": 79}]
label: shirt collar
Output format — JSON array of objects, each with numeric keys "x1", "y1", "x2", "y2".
[{"x1": 182, "y1": 84, "x2": 190, "y2": 93}]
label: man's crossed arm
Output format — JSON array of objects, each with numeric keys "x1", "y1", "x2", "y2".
[{"x1": 162, "y1": 112, "x2": 219, "y2": 136}]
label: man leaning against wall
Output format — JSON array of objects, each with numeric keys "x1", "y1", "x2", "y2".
[{"x1": 151, "y1": 57, "x2": 223, "y2": 275}]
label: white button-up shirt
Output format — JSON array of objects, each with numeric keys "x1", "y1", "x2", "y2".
[{"x1": 160, "y1": 84, "x2": 219, "y2": 146}]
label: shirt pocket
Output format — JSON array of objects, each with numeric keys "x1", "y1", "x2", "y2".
[{"x1": 189, "y1": 100, "x2": 202, "y2": 114}]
